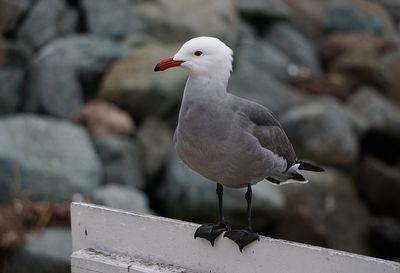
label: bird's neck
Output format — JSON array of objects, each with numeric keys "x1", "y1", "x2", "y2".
[{"x1": 183, "y1": 73, "x2": 230, "y2": 102}]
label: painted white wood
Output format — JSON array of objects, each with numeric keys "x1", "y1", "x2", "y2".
[{"x1": 71, "y1": 202, "x2": 400, "y2": 273}]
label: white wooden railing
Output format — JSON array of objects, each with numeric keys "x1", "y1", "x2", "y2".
[{"x1": 70, "y1": 202, "x2": 400, "y2": 273}]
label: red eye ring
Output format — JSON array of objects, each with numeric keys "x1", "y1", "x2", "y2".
[{"x1": 194, "y1": 51, "x2": 203, "y2": 56}]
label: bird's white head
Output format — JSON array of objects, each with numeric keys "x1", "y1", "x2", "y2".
[{"x1": 155, "y1": 37, "x2": 233, "y2": 82}]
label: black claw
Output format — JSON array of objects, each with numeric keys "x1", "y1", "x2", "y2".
[
  {"x1": 224, "y1": 229, "x2": 260, "y2": 252},
  {"x1": 194, "y1": 223, "x2": 230, "y2": 246}
]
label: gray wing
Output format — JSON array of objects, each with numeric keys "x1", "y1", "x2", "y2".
[{"x1": 232, "y1": 95, "x2": 297, "y2": 168}]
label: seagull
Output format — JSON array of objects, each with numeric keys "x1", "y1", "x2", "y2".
[{"x1": 154, "y1": 37, "x2": 323, "y2": 252}]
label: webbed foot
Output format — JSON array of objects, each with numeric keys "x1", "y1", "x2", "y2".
[
  {"x1": 194, "y1": 223, "x2": 230, "y2": 246},
  {"x1": 224, "y1": 228, "x2": 260, "y2": 252}
]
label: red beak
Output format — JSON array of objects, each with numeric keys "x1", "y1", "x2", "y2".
[{"x1": 154, "y1": 56, "x2": 183, "y2": 72}]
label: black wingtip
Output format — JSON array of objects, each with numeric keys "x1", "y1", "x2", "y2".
[
  {"x1": 154, "y1": 64, "x2": 160, "y2": 72},
  {"x1": 298, "y1": 161, "x2": 324, "y2": 172}
]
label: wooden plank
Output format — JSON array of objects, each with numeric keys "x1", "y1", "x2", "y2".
[{"x1": 71, "y1": 202, "x2": 400, "y2": 273}]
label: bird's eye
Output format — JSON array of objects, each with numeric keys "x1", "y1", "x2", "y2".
[{"x1": 194, "y1": 51, "x2": 203, "y2": 56}]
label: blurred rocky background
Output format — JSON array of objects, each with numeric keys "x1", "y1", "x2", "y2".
[{"x1": 1, "y1": 0, "x2": 400, "y2": 272}]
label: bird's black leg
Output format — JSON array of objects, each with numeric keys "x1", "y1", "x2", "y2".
[
  {"x1": 194, "y1": 183, "x2": 230, "y2": 246},
  {"x1": 224, "y1": 184, "x2": 260, "y2": 252}
]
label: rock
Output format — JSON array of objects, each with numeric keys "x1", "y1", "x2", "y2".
[
  {"x1": 135, "y1": 0, "x2": 239, "y2": 46},
  {"x1": 323, "y1": 0, "x2": 396, "y2": 36},
  {"x1": 72, "y1": 100, "x2": 136, "y2": 138},
  {"x1": 3, "y1": 228, "x2": 71, "y2": 273},
  {"x1": 346, "y1": 86, "x2": 400, "y2": 135},
  {"x1": 157, "y1": 152, "x2": 286, "y2": 231},
  {"x1": 369, "y1": 217, "x2": 400, "y2": 260},
  {"x1": 0, "y1": 115, "x2": 102, "y2": 201},
  {"x1": 331, "y1": 48, "x2": 389, "y2": 91},
  {"x1": 91, "y1": 184, "x2": 151, "y2": 213},
  {"x1": 273, "y1": 169, "x2": 371, "y2": 255},
  {"x1": 289, "y1": 72, "x2": 355, "y2": 100},
  {"x1": 99, "y1": 43, "x2": 186, "y2": 120},
  {"x1": 279, "y1": 99, "x2": 359, "y2": 167},
  {"x1": 228, "y1": 37, "x2": 309, "y2": 114},
  {"x1": 320, "y1": 33, "x2": 395, "y2": 65},
  {"x1": 381, "y1": 49, "x2": 400, "y2": 105},
  {"x1": 93, "y1": 136, "x2": 145, "y2": 189},
  {"x1": 235, "y1": 37, "x2": 292, "y2": 82},
  {"x1": 137, "y1": 117, "x2": 173, "y2": 177},
  {"x1": 17, "y1": 0, "x2": 78, "y2": 49},
  {"x1": 0, "y1": 0, "x2": 31, "y2": 35},
  {"x1": 23, "y1": 36, "x2": 130, "y2": 118},
  {"x1": 282, "y1": 0, "x2": 325, "y2": 40},
  {"x1": 82, "y1": 0, "x2": 142, "y2": 38},
  {"x1": 235, "y1": 0, "x2": 289, "y2": 21},
  {"x1": 357, "y1": 156, "x2": 400, "y2": 219},
  {"x1": 264, "y1": 22, "x2": 321, "y2": 72}
]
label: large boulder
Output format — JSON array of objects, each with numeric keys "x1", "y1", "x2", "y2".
[
  {"x1": 3, "y1": 228, "x2": 71, "y2": 273},
  {"x1": 273, "y1": 169, "x2": 371, "y2": 255},
  {"x1": 369, "y1": 217, "x2": 400, "y2": 260},
  {"x1": 82, "y1": 0, "x2": 142, "y2": 39},
  {"x1": 93, "y1": 136, "x2": 145, "y2": 189},
  {"x1": 157, "y1": 152, "x2": 286, "y2": 232},
  {"x1": 0, "y1": 115, "x2": 103, "y2": 201},
  {"x1": 346, "y1": 86, "x2": 400, "y2": 135},
  {"x1": 137, "y1": 117, "x2": 173, "y2": 177},
  {"x1": 323, "y1": 0, "x2": 396, "y2": 36},
  {"x1": 228, "y1": 37, "x2": 309, "y2": 114},
  {"x1": 135, "y1": 0, "x2": 239, "y2": 46},
  {"x1": 264, "y1": 22, "x2": 321, "y2": 72},
  {"x1": 279, "y1": 99, "x2": 359, "y2": 167},
  {"x1": 92, "y1": 184, "x2": 151, "y2": 213},
  {"x1": 23, "y1": 36, "x2": 130, "y2": 118},
  {"x1": 99, "y1": 43, "x2": 186, "y2": 120},
  {"x1": 72, "y1": 100, "x2": 136, "y2": 138},
  {"x1": 17, "y1": 0, "x2": 78, "y2": 49}
]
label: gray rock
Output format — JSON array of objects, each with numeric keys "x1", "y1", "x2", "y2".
[
  {"x1": 158, "y1": 152, "x2": 285, "y2": 231},
  {"x1": 3, "y1": 228, "x2": 71, "y2": 273},
  {"x1": 235, "y1": 0, "x2": 289, "y2": 20},
  {"x1": 229, "y1": 38, "x2": 309, "y2": 114},
  {"x1": 346, "y1": 86, "x2": 400, "y2": 135},
  {"x1": 137, "y1": 117, "x2": 173, "y2": 177},
  {"x1": 323, "y1": 2, "x2": 392, "y2": 35},
  {"x1": 23, "y1": 36, "x2": 130, "y2": 118},
  {"x1": 264, "y1": 22, "x2": 321, "y2": 72},
  {"x1": 280, "y1": 99, "x2": 359, "y2": 167},
  {"x1": 99, "y1": 43, "x2": 186, "y2": 120},
  {"x1": 0, "y1": 0, "x2": 31, "y2": 35},
  {"x1": 274, "y1": 169, "x2": 371, "y2": 255},
  {"x1": 93, "y1": 136, "x2": 145, "y2": 189},
  {"x1": 135, "y1": 0, "x2": 239, "y2": 46},
  {"x1": 0, "y1": 115, "x2": 102, "y2": 201},
  {"x1": 234, "y1": 37, "x2": 291, "y2": 82},
  {"x1": 92, "y1": 184, "x2": 151, "y2": 213},
  {"x1": 381, "y1": 49, "x2": 400, "y2": 105},
  {"x1": 17, "y1": 0, "x2": 78, "y2": 49},
  {"x1": 82, "y1": 0, "x2": 142, "y2": 38}
]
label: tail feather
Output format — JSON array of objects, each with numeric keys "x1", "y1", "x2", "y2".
[{"x1": 298, "y1": 161, "x2": 324, "y2": 172}]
